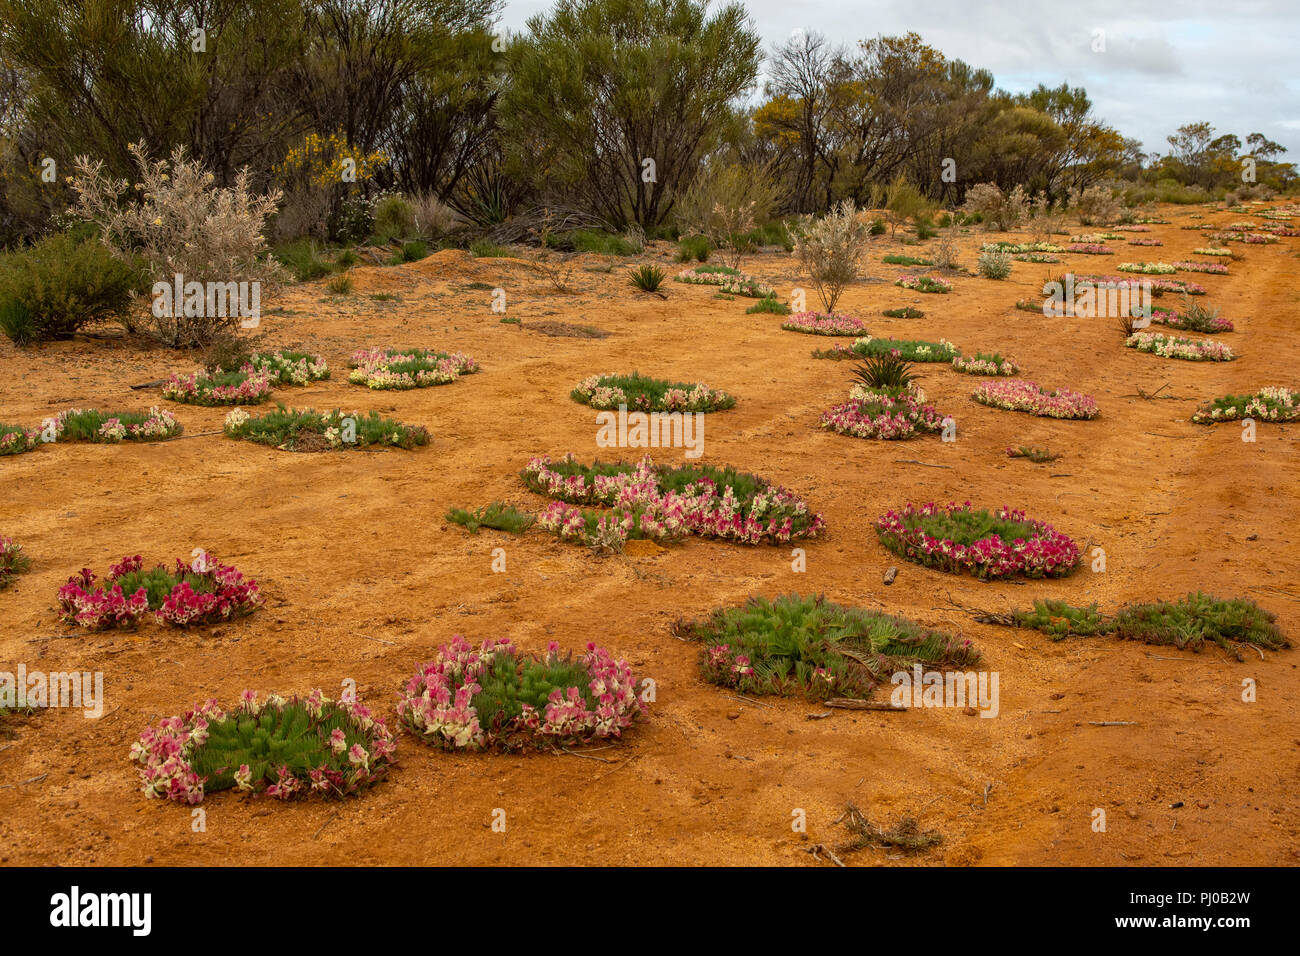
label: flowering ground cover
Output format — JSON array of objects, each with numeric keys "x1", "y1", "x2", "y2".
[
  {"x1": 0, "y1": 537, "x2": 31, "y2": 590},
  {"x1": 223, "y1": 405, "x2": 429, "y2": 451},
  {"x1": 1147, "y1": 308, "x2": 1234, "y2": 333},
  {"x1": 1012, "y1": 253, "x2": 1061, "y2": 263},
  {"x1": 1064, "y1": 243, "x2": 1113, "y2": 255},
  {"x1": 671, "y1": 594, "x2": 982, "y2": 700},
  {"x1": 246, "y1": 350, "x2": 330, "y2": 385},
  {"x1": 952, "y1": 352, "x2": 1020, "y2": 376},
  {"x1": 1192, "y1": 247, "x2": 1233, "y2": 257},
  {"x1": 58, "y1": 553, "x2": 262, "y2": 629},
  {"x1": 1124, "y1": 331, "x2": 1235, "y2": 361},
  {"x1": 162, "y1": 368, "x2": 274, "y2": 406},
  {"x1": 347, "y1": 347, "x2": 478, "y2": 389},
  {"x1": 130, "y1": 690, "x2": 395, "y2": 804},
  {"x1": 674, "y1": 265, "x2": 773, "y2": 297},
  {"x1": 49, "y1": 407, "x2": 182, "y2": 443},
  {"x1": 780, "y1": 312, "x2": 870, "y2": 335},
  {"x1": 397, "y1": 636, "x2": 645, "y2": 751},
  {"x1": 1073, "y1": 274, "x2": 1206, "y2": 295},
  {"x1": 522, "y1": 454, "x2": 824, "y2": 549},
  {"x1": 570, "y1": 372, "x2": 734, "y2": 412},
  {"x1": 981, "y1": 241, "x2": 1063, "y2": 254},
  {"x1": 971, "y1": 379, "x2": 1099, "y2": 419},
  {"x1": 1191, "y1": 386, "x2": 1299, "y2": 424},
  {"x1": 1117, "y1": 262, "x2": 1176, "y2": 274},
  {"x1": 1126, "y1": 238, "x2": 1163, "y2": 246},
  {"x1": 820, "y1": 389, "x2": 943, "y2": 440},
  {"x1": 895, "y1": 275, "x2": 952, "y2": 293},
  {"x1": 881, "y1": 307, "x2": 925, "y2": 317},
  {"x1": 0, "y1": 423, "x2": 38, "y2": 455},
  {"x1": 1171, "y1": 261, "x2": 1229, "y2": 275},
  {"x1": 850, "y1": 336, "x2": 959, "y2": 362},
  {"x1": 875, "y1": 501, "x2": 1081, "y2": 580}
]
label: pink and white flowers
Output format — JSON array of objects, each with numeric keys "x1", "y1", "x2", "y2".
[
  {"x1": 1125, "y1": 331, "x2": 1235, "y2": 361},
  {"x1": 781, "y1": 312, "x2": 870, "y2": 336},
  {"x1": 347, "y1": 348, "x2": 478, "y2": 390},
  {"x1": 161, "y1": 369, "x2": 274, "y2": 406},
  {"x1": 971, "y1": 380, "x2": 1099, "y2": 419},
  {"x1": 58, "y1": 554, "x2": 262, "y2": 630},
  {"x1": 820, "y1": 392, "x2": 944, "y2": 440},
  {"x1": 952, "y1": 352, "x2": 1020, "y2": 376}
]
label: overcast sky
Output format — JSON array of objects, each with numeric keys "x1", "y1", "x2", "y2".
[{"x1": 497, "y1": 0, "x2": 1300, "y2": 159}]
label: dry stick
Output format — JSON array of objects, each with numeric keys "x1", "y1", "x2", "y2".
[
  {"x1": 129, "y1": 379, "x2": 168, "y2": 390},
  {"x1": 825, "y1": 699, "x2": 907, "y2": 712},
  {"x1": 808, "y1": 844, "x2": 846, "y2": 867},
  {"x1": 312, "y1": 812, "x2": 340, "y2": 841},
  {"x1": 1144, "y1": 653, "x2": 1193, "y2": 662},
  {"x1": 358, "y1": 635, "x2": 395, "y2": 646},
  {"x1": 1089, "y1": 721, "x2": 1136, "y2": 727},
  {"x1": 893, "y1": 459, "x2": 952, "y2": 470},
  {"x1": 0, "y1": 773, "x2": 47, "y2": 790},
  {"x1": 162, "y1": 430, "x2": 224, "y2": 441},
  {"x1": 559, "y1": 747, "x2": 617, "y2": 764},
  {"x1": 983, "y1": 782, "x2": 993, "y2": 806},
  {"x1": 723, "y1": 693, "x2": 772, "y2": 709}
]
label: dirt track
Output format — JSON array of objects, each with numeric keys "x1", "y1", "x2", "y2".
[{"x1": 2, "y1": 205, "x2": 1297, "y2": 866}]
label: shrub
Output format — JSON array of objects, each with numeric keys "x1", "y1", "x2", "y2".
[
  {"x1": 882, "y1": 255, "x2": 932, "y2": 266},
  {"x1": 71, "y1": 142, "x2": 285, "y2": 347},
  {"x1": 821, "y1": 391, "x2": 943, "y2": 440},
  {"x1": 628, "y1": 264, "x2": 666, "y2": 292},
  {"x1": 273, "y1": 239, "x2": 333, "y2": 281},
  {"x1": 397, "y1": 636, "x2": 645, "y2": 751},
  {"x1": 672, "y1": 594, "x2": 982, "y2": 700},
  {"x1": 223, "y1": 405, "x2": 430, "y2": 451},
  {"x1": 745, "y1": 295, "x2": 790, "y2": 315},
  {"x1": 325, "y1": 274, "x2": 354, "y2": 295},
  {"x1": 961, "y1": 183, "x2": 1028, "y2": 231},
  {"x1": 1067, "y1": 184, "x2": 1122, "y2": 226},
  {"x1": 0, "y1": 537, "x2": 32, "y2": 590},
  {"x1": 130, "y1": 690, "x2": 395, "y2": 803},
  {"x1": 1113, "y1": 594, "x2": 1288, "y2": 652},
  {"x1": 676, "y1": 235, "x2": 711, "y2": 262},
  {"x1": 792, "y1": 200, "x2": 872, "y2": 312},
  {"x1": 882, "y1": 307, "x2": 924, "y2": 318},
  {"x1": 0, "y1": 424, "x2": 40, "y2": 456},
  {"x1": 851, "y1": 354, "x2": 921, "y2": 394},
  {"x1": 446, "y1": 503, "x2": 536, "y2": 535},
  {"x1": 59, "y1": 553, "x2": 261, "y2": 630},
  {"x1": 347, "y1": 348, "x2": 478, "y2": 389},
  {"x1": 469, "y1": 239, "x2": 512, "y2": 258},
  {"x1": 570, "y1": 372, "x2": 734, "y2": 412},
  {"x1": 410, "y1": 192, "x2": 462, "y2": 238},
  {"x1": 676, "y1": 162, "x2": 781, "y2": 271},
  {"x1": 977, "y1": 250, "x2": 1012, "y2": 280},
  {"x1": 570, "y1": 230, "x2": 637, "y2": 256},
  {"x1": 929, "y1": 230, "x2": 960, "y2": 270},
  {"x1": 0, "y1": 233, "x2": 141, "y2": 344},
  {"x1": 162, "y1": 369, "x2": 273, "y2": 406},
  {"x1": 372, "y1": 195, "x2": 416, "y2": 242},
  {"x1": 875, "y1": 502, "x2": 1081, "y2": 579},
  {"x1": 391, "y1": 240, "x2": 428, "y2": 264}
]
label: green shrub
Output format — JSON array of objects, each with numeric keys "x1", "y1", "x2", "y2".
[
  {"x1": 326, "y1": 274, "x2": 353, "y2": 295},
  {"x1": 676, "y1": 235, "x2": 711, "y2": 262},
  {"x1": 333, "y1": 249, "x2": 359, "y2": 270},
  {"x1": 1113, "y1": 593, "x2": 1287, "y2": 651},
  {"x1": 469, "y1": 239, "x2": 512, "y2": 258},
  {"x1": 373, "y1": 195, "x2": 416, "y2": 242},
  {"x1": 273, "y1": 239, "x2": 333, "y2": 282},
  {"x1": 977, "y1": 250, "x2": 1012, "y2": 279},
  {"x1": 446, "y1": 502, "x2": 535, "y2": 534},
  {"x1": 881, "y1": 307, "x2": 924, "y2": 318},
  {"x1": 672, "y1": 593, "x2": 982, "y2": 701},
  {"x1": 868, "y1": 218, "x2": 886, "y2": 235},
  {"x1": 0, "y1": 233, "x2": 140, "y2": 343},
  {"x1": 1012, "y1": 599, "x2": 1112, "y2": 640},
  {"x1": 745, "y1": 295, "x2": 790, "y2": 315},
  {"x1": 390, "y1": 240, "x2": 428, "y2": 264},
  {"x1": 882, "y1": 255, "x2": 932, "y2": 266},
  {"x1": 852, "y1": 355, "x2": 921, "y2": 394},
  {"x1": 223, "y1": 405, "x2": 429, "y2": 451},
  {"x1": 571, "y1": 229, "x2": 637, "y2": 256}
]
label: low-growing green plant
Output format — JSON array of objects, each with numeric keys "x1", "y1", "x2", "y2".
[
  {"x1": 51, "y1": 407, "x2": 182, "y2": 443},
  {"x1": 446, "y1": 502, "x2": 535, "y2": 535},
  {"x1": 469, "y1": 239, "x2": 512, "y2": 258},
  {"x1": 851, "y1": 355, "x2": 920, "y2": 395},
  {"x1": 676, "y1": 235, "x2": 711, "y2": 262},
  {"x1": 0, "y1": 537, "x2": 31, "y2": 590},
  {"x1": 390, "y1": 240, "x2": 428, "y2": 264},
  {"x1": 1113, "y1": 593, "x2": 1288, "y2": 652},
  {"x1": 745, "y1": 295, "x2": 790, "y2": 314},
  {"x1": 333, "y1": 249, "x2": 360, "y2": 271},
  {"x1": 326, "y1": 274, "x2": 354, "y2": 295},
  {"x1": 882, "y1": 254, "x2": 932, "y2": 266},
  {"x1": 853, "y1": 337, "x2": 959, "y2": 362},
  {"x1": 671, "y1": 594, "x2": 982, "y2": 701},
  {"x1": 977, "y1": 249, "x2": 1012, "y2": 280},
  {"x1": 882, "y1": 307, "x2": 925, "y2": 318},
  {"x1": 628, "y1": 264, "x2": 666, "y2": 292},
  {"x1": 222, "y1": 405, "x2": 429, "y2": 451},
  {"x1": 373, "y1": 195, "x2": 416, "y2": 242},
  {"x1": 571, "y1": 372, "x2": 735, "y2": 412},
  {"x1": 570, "y1": 229, "x2": 637, "y2": 256},
  {"x1": 1012, "y1": 599, "x2": 1112, "y2": 640},
  {"x1": 273, "y1": 239, "x2": 333, "y2": 281},
  {"x1": 1007, "y1": 445, "x2": 1059, "y2": 463}
]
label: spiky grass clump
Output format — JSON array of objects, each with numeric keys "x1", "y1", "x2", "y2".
[
  {"x1": 0, "y1": 537, "x2": 31, "y2": 590},
  {"x1": 882, "y1": 307, "x2": 925, "y2": 318},
  {"x1": 347, "y1": 347, "x2": 478, "y2": 389},
  {"x1": 245, "y1": 350, "x2": 329, "y2": 385},
  {"x1": 161, "y1": 368, "x2": 273, "y2": 406},
  {"x1": 851, "y1": 355, "x2": 922, "y2": 395},
  {"x1": 130, "y1": 690, "x2": 396, "y2": 804},
  {"x1": 1113, "y1": 593, "x2": 1288, "y2": 652},
  {"x1": 223, "y1": 405, "x2": 429, "y2": 451},
  {"x1": 875, "y1": 502, "x2": 1081, "y2": 580},
  {"x1": 397, "y1": 636, "x2": 646, "y2": 751},
  {"x1": 58, "y1": 554, "x2": 261, "y2": 629},
  {"x1": 882, "y1": 254, "x2": 932, "y2": 266},
  {"x1": 50, "y1": 407, "x2": 182, "y2": 443},
  {"x1": 570, "y1": 372, "x2": 735, "y2": 412},
  {"x1": 446, "y1": 502, "x2": 535, "y2": 535},
  {"x1": 852, "y1": 336, "x2": 959, "y2": 363},
  {"x1": 1012, "y1": 599, "x2": 1112, "y2": 640},
  {"x1": 672, "y1": 594, "x2": 982, "y2": 700},
  {"x1": 628, "y1": 264, "x2": 666, "y2": 292}
]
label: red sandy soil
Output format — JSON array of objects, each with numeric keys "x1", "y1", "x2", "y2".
[{"x1": 1, "y1": 204, "x2": 1298, "y2": 866}]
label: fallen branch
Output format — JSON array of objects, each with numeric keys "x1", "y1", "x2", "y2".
[
  {"x1": 129, "y1": 379, "x2": 168, "y2": 390},
  {"x1": 893, "y1": 458, "x2": 952, "y2": 470},
  {"x1": 312, "y1": 812, "x2": 340, "y2": 841},
  {"x1": 1089, "y1": 721, "x2": 1136, "y2": 726},
  {"x1": 824, "y1": 699, "x2": 906, "y2": 712}
]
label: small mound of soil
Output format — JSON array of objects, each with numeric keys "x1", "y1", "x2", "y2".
[{"x1": 525, "y1": 321, "x2": 610, "y2": 339}]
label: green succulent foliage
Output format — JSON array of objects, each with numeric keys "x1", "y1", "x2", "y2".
[
  {"x1": 745, "y1": 295, "x2": 789, "y2": 314},
  {"x1": 898, "y1": 507, "x2": 1041, "y2": 548},
  {"x1": 1012, "y1": 599, "x2": 1112, "y2": 640},
  {"x1": 224, "y1": 405, "x2": 428, "y2": 450},
  {"x1": 446, "y1": 502, "x2": 535, "y2": 534},
  {"x1": 852, "y1": 355, "x2": 921, "y2": 394},
  {"x1": 1113, "y1": 593, "x2": 1288, "y2": 651},
  {"x1": 54, "y1": 408, "x2": 180, "y2": 442},
  {"x1": 628, "y1": 263, "x2": 666, "y2": 292},
  {"x1": 111, "y1": 565, "x2": 214, "y2": 610},
  {"x1": 673, "y1": 593, "x2": 982, "y2": 701},
  {"x1": 852, "y1": 337, "x2": 958, "y2": 362},
  {"x1": 473, "y1": 651, "x2": 597, "y2": 730},
  {"x1": 882, "y1": 307, "x2": 924, "y2": 318},
  {"x1": 189, "y1": 700, "x2": 381, "y2": 794}
]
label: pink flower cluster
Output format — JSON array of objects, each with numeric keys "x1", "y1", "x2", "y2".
[
  {"x1": 0, "y1": 427, "x2": 38, "y2": 455},
  {"x1": 820, "y1": 393, "x2": 944, "y2": 439},
  {"x1": 57, "y1": 554, "x2": 262, "y2": 630},
  {"x1": 1074, "y1": 275, "x2": 1207, "y2": 295},
  {"x1": 1125, "y1": 332, "x2": 1235, "y2": 362},
  {"x1": 162, "y1": 370, "x2": 273, "y2": 405},
  {"x1": 781, "y1": 312, "x2": 870, "y2": 336},
  {"x1": 521, "y1": 455, "x2": 825, "y2": 547},
  {"x1": 1149, "y1": 309, "x2": 1234, "y2": 332},
  {"x1": 875, "y1": 501, "x2": 1082, "y2": 580},
  {"x1": 129, "y1": 690, "x2": 396, "y2": 804},
  {"x1": 1065, "y1": 243, "x2": 1113, "y2": 255},
  {"x1": 347, "y1": 348, "x2": 478, "y2": 390},
  {"x1": 397, "y1": 636, "x2": 646, "y2": 750},
  {"x1": 1170, "y1": 261, "x2": 1229, "y2": 275},
  {"x1": 971, "y1": 379, "x2": 1099, "y2": 419},
  {"x1": 1127, "y1": 238, "x2": 1163, "y2": 246}
]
